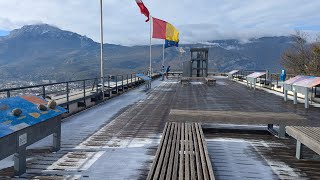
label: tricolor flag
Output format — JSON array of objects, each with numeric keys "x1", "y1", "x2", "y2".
[
  {"x1": 152, "y1": 17, "x2": 179, "y2": 43},
  {"x1": 135, "y1": 0, "x2": 150, "y2": 22},
  {"x1": 165, "y1": 40, "x2": 179, "y2": 48}
]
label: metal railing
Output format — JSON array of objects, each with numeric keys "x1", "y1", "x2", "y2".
[
  {"x1": 231, "y1": 70, "x2": 319, "y2": 99},
  {"x1": 0, "y1": 72, "x2": 153, "y2": 106},
  {"x1": 232, "y1": 70, "x2": 295, "y2": 84}
]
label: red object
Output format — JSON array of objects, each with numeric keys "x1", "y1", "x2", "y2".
[
  {"x1": 152, "y1": 17, "x2": 166, "y2": 39},
  {"x1": 135, "y1": 0, "x2": 150, "y2": 22}
]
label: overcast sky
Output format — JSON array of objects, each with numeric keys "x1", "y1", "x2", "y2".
[{"x1": 0, "y1": 0, "x2": 319, "y2": 45}]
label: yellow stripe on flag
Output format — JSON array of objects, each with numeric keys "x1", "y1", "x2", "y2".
[{"x1": 166, "y1": 23, "x2": 179, "y2": 42}]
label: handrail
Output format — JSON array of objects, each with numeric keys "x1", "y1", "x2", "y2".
[
  {"x1": 0, "y1": 72, "x2": 152, "y2": 100},
  {"x1": 0, "y1": 77, "x2": 99, "y2": 92}
]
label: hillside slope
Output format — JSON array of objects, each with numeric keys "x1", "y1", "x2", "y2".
[{"x1": 0, "y1": 24, "x2": 292, "y2": 81}]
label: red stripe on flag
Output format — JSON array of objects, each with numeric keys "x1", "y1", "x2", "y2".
[
  {"x1": 135, "y1": 1, "x2": 150, "y2": 22},
  {"x1": 152, "y1": 17, "x2": 166, "y2": 39}
]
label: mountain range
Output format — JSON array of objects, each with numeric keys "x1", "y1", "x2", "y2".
[{"x1": 0, "y1": 24, "x2": 292, "y2": 82}]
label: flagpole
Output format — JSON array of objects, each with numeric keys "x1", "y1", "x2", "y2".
[
  {"x1": 100, "y1": 0, "x2": 105, "y2": 98},
  {"x1": 149, "y1": 15, "x2": 152, "y2": 88},
  {"x1": 149, "y1": 15, "x2": 152, "y2": 76},
  {"x1": 162, "y1": 43, "x2": 165, "y2": 67}
]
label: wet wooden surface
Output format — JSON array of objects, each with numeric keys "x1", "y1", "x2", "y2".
[
  {"x1": 147, "y1": 122, "x2": 215, "y2": 180},
  {"x1": 169, "y1": 109, "x2": 307, "y2": 125}
]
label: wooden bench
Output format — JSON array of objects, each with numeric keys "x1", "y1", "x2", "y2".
[
  {"x1": 204, "y1": 78, "x2": 216, "y2": 85},
  {"x1": 147, "y1": 122, "x2": 215, "y2": 180},
  {"x1": 181, "y1": 77, "x2": 216, "y2": 86},
  {"x1": 286, "y1": 126, "x2": 320, "y2": 159},
  {"x1": 181, "y1": 77, "x2": 190, "y2": 85}
]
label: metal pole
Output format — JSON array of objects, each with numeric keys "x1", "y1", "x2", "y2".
[
  {"x1": 83, "y1": 80, "x2": 86, "y2": 98},
  {"x1": 95, "y1": 78, "x2": 98, "y2": 93},
  {"x1": 305, "y1": 87, "x2": 309, "y2": 108},
  {"x1": 42, "y1": 86, "x2": 46, "y2": 99},
  {"x1": 180, "y1": 51, "x2": 183, "y2": 71},
  {"x1": 121, "y1": 75, "x2": 124, "y2": 91},
  {"x1": 66, "y1": 82, "x2": 69, "y2": 110},
  {"x1": 149, "y1": 15, "x2": 152, "y2": 84},
  {"x1": 116, "y1": 75, "x2": 118, "y2": 94},
  {"x1": 162, "y1": 43, "x2": 165, "y2": 66},
  {"x1": 100, "y1": 0, "x2": 105, "y2": 98},
  {"x1": 146, "y1": 16, "x2": 152, "y2": 89},
  {"x1": 127, "y1": 74, "x2": 129, "y2": 89}
]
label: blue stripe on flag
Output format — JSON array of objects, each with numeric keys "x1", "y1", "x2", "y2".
[{"x1": 165, "y1": 40, "x2": 179, "y2": 48}]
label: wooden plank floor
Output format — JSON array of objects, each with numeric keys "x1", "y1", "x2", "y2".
[{"x1": 147, "y1": 122, "x2": 215, "y2": 180}]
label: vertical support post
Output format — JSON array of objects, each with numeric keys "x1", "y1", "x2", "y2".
[
  {"x1": 127, "y1": 74, "x2": 129, "y2": 89},
  {"x1": 95, "y1": 78, "x2": 98, "y2": 93},
  {"x1": 42, "y1": 86, "x2": 46, "y2": 99},
  {"x1": 278, "y1": 124, "x2": 286, "y2": 138},
  {"x1": 83, "y1": 80, "x2": 86, "y2": 98},
  {"x1": 270, "y1": 74, "x2": 273, "y2": 88},
  {"x1": 66, "y1": 82, "x2": 70, "y2": 110},
  {"x1": 135, "y1": 74, "x2": 137, "y2": 85},
  {"x1": 53, "y1": 119, "x2": 61, "y2": 152},
  {"x1": 108, "y1": 75, "x2": 110, "y2": 95},
  {"x1": 305, "y1": 87, "x2": 309, "y2": 108},
  {"x1": 100, "y1": 0, "x2": 105, "y2": 99},
  {"x1": 83, "y1": 80, "x2": 86, "y2": 107},
  {"x1": 265, "y1": 71, "x2": 267, "y2": 86},
  {"x1": 7, "y1": 91, "x2": 10, "y2": 98},
  {"x1": 131, "y1": 74, "x2": 133, "y2": 86},
  {"x1": 310, "y1": 87, "x2": 313, "y2": 105},
  {"x1": 284, "y1": 89, "x2": 288, "y2": 101},
  {"x1": 121, "y1": 75, "x2": 124, "y2": 91},
  {"x1": 14, "y1": 148, "x2": 26, "y2": 176},
  {"x1": 296, "y1": 140, "x2": 304, "y2": 159},
  {"x1": 116, "y1": 75, "x2": 118, "y2": 94},
  {"x1": 294, "y1": 92, "x2": 298, "y2": 104},
  {"x1": 254, "y1": 78, "x2": 256, "y2": 90}
]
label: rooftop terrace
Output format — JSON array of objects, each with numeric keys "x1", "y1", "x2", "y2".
[{"x1": 1, "y1": 76, "x2": 320, "y2": 179}]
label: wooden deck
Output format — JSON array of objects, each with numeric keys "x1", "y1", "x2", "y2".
[{"x1": 147, "y1": 122, "x2": 215, "y2": 180}]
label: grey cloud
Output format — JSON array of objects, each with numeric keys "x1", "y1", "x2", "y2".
[{"x1": 0, "y1": 0, "x2": 319, "y2": 45}]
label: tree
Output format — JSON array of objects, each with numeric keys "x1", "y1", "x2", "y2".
[
  {"x1": 311, "y1": 40, "x2": 320, "y2": 74},
  {"x1": 281, "y1": 31, "x2": 320, "y2": 76}
]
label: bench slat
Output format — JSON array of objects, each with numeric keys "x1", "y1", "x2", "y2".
[
  {"x1": 192, "y1": 123, "x2": 203, "y2": 180},
  {"x1": 195, "y1": 123, "x2": 210, "y2": 180},
  {"x1": 148, "y1": 122, "x2": 215, "y2": 180},
  {"x1": 179, "y1": 123, "x2": 185, "y2": 180},
  {"x1": 160, "y1": 123, "x2": 175, "y2": 180},
  {"x1": 185, "y1": 123, "x2": 190, "y2": 180},
  {"x1": 154, "y1": 122, "x2": 173, "y2": 179},
  {"x1": 199, "y1": 123, "x2": 215, "y2": 179},
  {"x1": 189, "y1": 123, "x2": 196, "y2": 180},
  {"x1": 147, "y1": 123, "x2": 169, "y2": 180},
  {"x1": 168, "y1": 123, "x2": 180, "y2": 180}
]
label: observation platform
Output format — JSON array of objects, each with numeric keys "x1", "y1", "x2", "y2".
[{"x1": 1, "y1": 76, "x2": 320, "y2": 179}]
